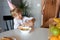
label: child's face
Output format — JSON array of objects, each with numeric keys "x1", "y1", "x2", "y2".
[{"x1": 13, "y1": 12, "x2": 22, "y2": 19}]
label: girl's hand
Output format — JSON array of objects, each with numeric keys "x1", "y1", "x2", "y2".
[
  {"x1": 17, "y1": 26, "x2": 23, "y2": 29},
  {"x1": 23, "y1": 20, "x2": 32, "y2": 26}
]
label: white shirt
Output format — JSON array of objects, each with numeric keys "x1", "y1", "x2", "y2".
[{"x1": 14, "y1": 16, "x2": 33, "y2": 29}]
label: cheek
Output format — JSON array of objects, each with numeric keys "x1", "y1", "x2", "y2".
[{"x1": 19, "y1": 15, "x2": 22, "y2": 17}]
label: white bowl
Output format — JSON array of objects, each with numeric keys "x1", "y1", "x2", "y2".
[{"x1": 20, "y1": 27, "x2": 32, "y2": 33}]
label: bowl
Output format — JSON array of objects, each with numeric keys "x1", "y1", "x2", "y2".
[{"x1": 19, "y1": 27, "x2": 32, "y2": 33}]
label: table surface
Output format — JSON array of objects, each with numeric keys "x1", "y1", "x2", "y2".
[{"x1": 0, "y1": 28, "x2": 48, "y2": 40}]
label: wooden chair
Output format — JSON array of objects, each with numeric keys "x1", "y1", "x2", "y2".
[
  {"x1": 3, "y1": 15, "x2": 14, "y2": 31},
  {"x1": 0, "y1": 27, "x2": 3, "y2": 33}
]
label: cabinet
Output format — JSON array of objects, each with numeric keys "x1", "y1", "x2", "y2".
[{"x1": 42, "y1": 0, "x2": 60, "y2": 28}]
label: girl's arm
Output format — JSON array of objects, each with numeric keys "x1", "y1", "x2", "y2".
[
  {"x1": 23, "y1": 18, "x2": 35, "y2": 30},
  {"x1": 24, "y1": 18, "x2": 35, "y2": 27}
]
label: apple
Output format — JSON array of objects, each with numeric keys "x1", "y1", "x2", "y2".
[
  {"x1": 49, "y1": 25, "x2": 55, "y2": 32},
  {"x1": 50, "y1": 26, "x2": 60, "y2": 36}
]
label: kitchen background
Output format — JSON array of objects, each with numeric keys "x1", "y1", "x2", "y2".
[{"x1": 0, "y1": 0, "x2": 42, "y2": 31}]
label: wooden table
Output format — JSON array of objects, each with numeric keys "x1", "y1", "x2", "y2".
[{"x1": 0, "y1": 28, "x2": 48, "y2": 40}]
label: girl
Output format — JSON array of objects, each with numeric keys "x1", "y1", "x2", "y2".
[{"x1": 7, "y1": 0, "x2": 35, "y2": 30}]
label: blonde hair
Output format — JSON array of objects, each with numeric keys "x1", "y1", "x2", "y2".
[{"x1": 10, "y1": 8, "x2": 22, "y2": 17}]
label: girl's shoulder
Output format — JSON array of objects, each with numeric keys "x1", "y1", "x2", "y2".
[{"x1": 14, "y1": 18, "x2": 17, "y2": 21}]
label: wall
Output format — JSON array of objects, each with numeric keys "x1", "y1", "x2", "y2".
[
  {"x1": 0, "y1": 0, "x2": 10, "y2": 30},
  {"x1": 0, "y1": 0, "x2": 42, "y2": 30}
]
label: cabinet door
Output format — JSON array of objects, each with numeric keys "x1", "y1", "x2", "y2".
[
  {"x1": 43, "y1": 0, "x2": 56, "y2": 23},
  {"x1": 42, "y1": 0, "x2": 60, "y2": 28}
]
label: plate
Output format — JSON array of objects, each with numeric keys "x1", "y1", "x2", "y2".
[{"x1": 0, "y1": 37, "x2": 16, "y2": 40}]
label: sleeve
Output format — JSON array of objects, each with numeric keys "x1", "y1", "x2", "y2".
[{"x1": 14, "y1": 19, "x2": 20, "y2": 29}]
